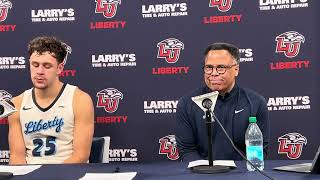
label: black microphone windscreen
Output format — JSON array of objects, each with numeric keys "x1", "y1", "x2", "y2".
[
  {"x1": 202, "y1": 98, "x2": 212, "y2": 109},
  {"x1": 0, "y1": 105, "x2": 4, "y2": 115}
]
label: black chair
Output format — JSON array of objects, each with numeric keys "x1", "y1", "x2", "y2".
[{"x1": 89, "y1": 136, "x2": 110, "y2": 163}]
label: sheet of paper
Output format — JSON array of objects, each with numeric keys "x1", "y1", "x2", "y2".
[
  {"x1": 79, "y1": 172, "x2": 137, "y2": 180},
  {"x1": 0, "y1": 165, "x2": 42, "y2": 175},
  {"x1": 188, "y1": 160, "x2": 237, "y2": 168}
]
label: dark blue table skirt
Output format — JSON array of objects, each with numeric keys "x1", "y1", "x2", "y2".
[{"x1": 7, "y1": 160, "x2": 320, "y2": 180}]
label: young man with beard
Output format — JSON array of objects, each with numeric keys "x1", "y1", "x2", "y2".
[{"x1": 8, "y1": 36, "x2": 94, "y2": 164}]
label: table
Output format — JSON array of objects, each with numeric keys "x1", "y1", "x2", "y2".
[{"x1": 6, "y1": 160, "x2": 320, "y2": 180}]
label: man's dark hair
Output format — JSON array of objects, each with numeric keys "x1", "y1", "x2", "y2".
[
  {"x1": 28, "y1": 36, "x2": 67, "y2": 64},
  {"x1": 204, "y1": 42, "x2": 240, "y2": 64}
]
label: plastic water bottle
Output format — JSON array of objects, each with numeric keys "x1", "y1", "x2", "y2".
[{"x1": 245, "y1": 117, "x2": 264, "y2": 171}]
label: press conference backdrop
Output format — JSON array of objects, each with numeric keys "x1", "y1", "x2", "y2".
[{"x1": 0, "y1": 0, "x2": 319, "y2": 163}]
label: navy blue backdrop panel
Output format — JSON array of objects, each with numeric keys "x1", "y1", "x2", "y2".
[{"x1": 0, "y1": 0, "x2": 318, "y2": 163}]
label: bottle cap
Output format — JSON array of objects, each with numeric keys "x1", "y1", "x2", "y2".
[{"x1": 249, "y1": 117, "x2": 257, "y2": 123}]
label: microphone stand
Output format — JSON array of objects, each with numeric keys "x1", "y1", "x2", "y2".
[
  {"x1": 192, "y1": 108, "x2": 231, "y2": 174},
  {"x1": 190, "y1": 96, "x2": 274, "y2": 179},
  {"x1": 0, "y1": 99, "x2": 15, "y2": 180}
]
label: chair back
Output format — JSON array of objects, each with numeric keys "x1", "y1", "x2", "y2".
[{"x1": 89, "y1": 136, "x2": 110, "y2": 163}]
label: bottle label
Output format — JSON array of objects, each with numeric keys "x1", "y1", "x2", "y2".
[{"x1": 246, "y1": 146, "x2": 263, "y2": 161}]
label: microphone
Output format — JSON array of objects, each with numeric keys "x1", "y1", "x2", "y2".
[
  {"x1": 191, "y1": 92, "x2": 231, "y2": 173},
  {"x1": 0, "y1": 100, "x2": 16, "y2": 119},
  {"x1": 0, "y1": 105, "x2": 4, "y2": 115},
  {"x1": 191, "y1": 91, "x2": 218, "y2": 114},
  {"x1": 0, "y1": 90, "x2": 15, "y2": 179},
  {"x1": 0, "y1": 90, "x2": 17, "y2": 119},
  {"x1": 191, "y1": 92, "x2": 274, "y2": 179},
  {"x1": 202, "y1": 98, "x2": 212, "y2": 110}
]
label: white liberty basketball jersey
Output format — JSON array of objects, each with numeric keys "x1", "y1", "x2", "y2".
[{"x1": 20, "y1": 84, "x2": 76, "y2": 164}]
